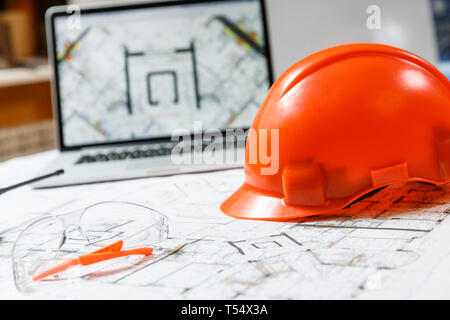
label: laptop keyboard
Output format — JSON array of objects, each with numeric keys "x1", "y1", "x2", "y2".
[
  {"x1": 75, "y1": 140, "x2": 244, "y2": 165},
  {"x1": 75, "y1": 147, "x2": 173, "y2": 165}
]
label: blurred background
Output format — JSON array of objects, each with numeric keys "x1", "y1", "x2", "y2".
[{"x1": 0, "y1": 0, "x2": 449, "y2": 162}]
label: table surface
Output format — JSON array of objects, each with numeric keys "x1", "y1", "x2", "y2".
[{"x1": 1, "y1": 151, "x2": 450, "y2": 299}]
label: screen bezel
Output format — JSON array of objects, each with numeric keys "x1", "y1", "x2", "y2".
[{"x1": 46, "y1": 0, "x2": 274, "y2": 151}]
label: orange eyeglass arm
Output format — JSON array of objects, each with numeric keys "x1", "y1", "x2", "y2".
[
  {"x1": 77, "y1": 248, "x2": 153, "y2": 265},
  {"x1": 32, "y1": 240, "x2": 153, "y2": 282}
]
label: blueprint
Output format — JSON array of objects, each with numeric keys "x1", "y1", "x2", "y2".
[{"x1": 1, "y1": 151, "x2": 450, "y2": 299}]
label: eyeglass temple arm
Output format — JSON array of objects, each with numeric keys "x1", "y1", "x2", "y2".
[
  {"x1": 78, "y1": 248, "x2": 153, "y2": 265},
  {"x1": 32, "y1": 240, "x2": 153, "y2": 282},
  {"x1": 32, "y1": 259, "x2": 78, "y2": 282}
]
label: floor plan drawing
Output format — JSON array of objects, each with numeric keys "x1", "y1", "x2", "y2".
[{"x1": 1, "y1": 152, "x2": 450, "y2": 299}]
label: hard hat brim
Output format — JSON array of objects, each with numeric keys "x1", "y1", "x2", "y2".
[
  {"x1": 221, "y1": 178, "x2": 450, "y2": 221},
  {"x1": 220, "y1": 183, "x2": 350, "y2": 221}
]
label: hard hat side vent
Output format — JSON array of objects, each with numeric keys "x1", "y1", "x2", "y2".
[
  {"x1": 436, "y1": 135, "x2": 450, "y2": 180},
  {"x1": 282, "y1": 162, "x2": 327, "y2": 206},
  {"x1": 370, "y1": 163, "x2": 409, "y2": 187}
]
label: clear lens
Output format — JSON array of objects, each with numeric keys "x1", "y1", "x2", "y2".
[
  {"x1": 13, "y1": 258, "x2": 83, "y2": 293},
  {"x1": 12, "y1": 202, "x2": 169, "y2": 293},
  {"x1": 12, "y1": 216, "x2": 66, "y2": 292},
  {"x1": 79, "y1": 202, "x2": 169, "y2": 248},
  {"x1": 12, "y1": 216, "x2": 65, "y2": 262}
]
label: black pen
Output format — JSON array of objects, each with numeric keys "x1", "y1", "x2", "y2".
[{"x1": 0, "y1": 169, "x2": 65, "y2": 195}]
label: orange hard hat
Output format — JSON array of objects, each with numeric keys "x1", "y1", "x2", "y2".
[{"x1": 221, "y1": 43, "x2": 450, "y2": 221}]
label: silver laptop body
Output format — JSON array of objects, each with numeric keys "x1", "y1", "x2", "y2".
[{"x1": 35, "y1": 0, "x2": 273, "y2": 188}]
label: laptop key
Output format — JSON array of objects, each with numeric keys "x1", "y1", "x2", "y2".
[
  {"x1": 107, "y1": 152, "x2": 122, "y2": 161},
  {"x1": 131, "y1": 150, "x2": 146, "y2": 159},
  {"x1": 95, "y1": 154, "x2": 109, "y2": 162},
  {"x1": 157, "y1": 148, "x2": 172, "y2": 156},
  {"x1": 118, "y1": 151, "x2": 132, "y2": 160},
  {"x1": 75, "y1": 156, "x2": 96, "y2": 164},
  {"x1": 144, "y1": 149, "x2": 158, "y2": 157}
]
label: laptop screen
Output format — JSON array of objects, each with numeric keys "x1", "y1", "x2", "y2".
[{"x1": 51, "y1": 0, "x2": 272, "y2": 149}]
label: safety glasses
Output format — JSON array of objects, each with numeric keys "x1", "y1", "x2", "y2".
[{"x1": 12, "y1": 201, "x2": 169, "y2": 292}]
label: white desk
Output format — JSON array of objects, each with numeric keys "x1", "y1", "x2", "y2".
[{"x1": 1, "y1": 151, "x2": 450, "y2": 299}]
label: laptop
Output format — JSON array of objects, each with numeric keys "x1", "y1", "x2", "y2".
[{"x1": 35, "y1": 0, "x2": 273, "y2": 188}]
